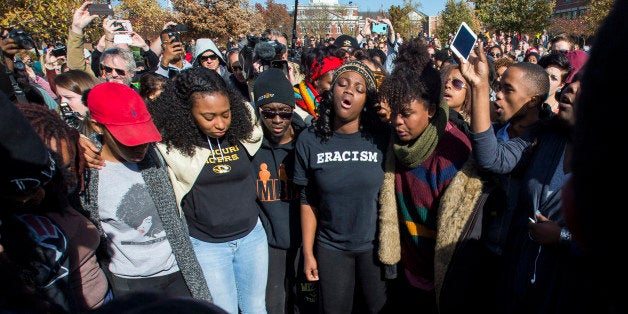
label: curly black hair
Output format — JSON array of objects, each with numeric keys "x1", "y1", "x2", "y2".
[
  {"x1": 148, "y1": 67, "x2": 253, "y2": 157},
  {"x1": 313, "y1": 76, "x2": 383, "y2": 141},
  {"x1": 379, "y1": 38, "x2": 442, "y2": 115}
]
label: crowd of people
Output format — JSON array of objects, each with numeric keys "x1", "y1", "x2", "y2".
[{"x1": 0, "y1": 0, "x2": 625, "y2": 313}]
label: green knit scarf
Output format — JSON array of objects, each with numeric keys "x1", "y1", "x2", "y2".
[
  {"x1": 393, "y1": 98, "x2": 450, "y2": 168},
  {"x1": 378, "y1": 98, "x2": 450, "y2": 266}
]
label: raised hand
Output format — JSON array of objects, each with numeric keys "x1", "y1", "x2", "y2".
[
  {"x1": 458, "y1": 40, "x2": 489, "y2": 88},
  {"x1": 71, "y1": 1, "x2": 99, "y2": 35}
]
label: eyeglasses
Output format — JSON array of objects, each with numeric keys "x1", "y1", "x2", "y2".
[
  {"x1": 445, "y1": 78, "x2": 467, "y2": 91},
  {"x1": 340, "y1": 47, "x2": 354, "y2": 54},
  {"x1": 199, "y1": 54, "x2": 219, "y2": 62},
  {"x1": 488, "y1": 52, "x2": 502, "y2": 58},
  {"x1": 100, "y1": 64, "x2": 127, "y2": 76},
  {"x1": 260, "y1": 109, "x2": 293, "y2": 120},
  {"x1": 555, "y1": 49, "x2": 568, "y2": 54},
  {"x1": 231, "y1": 65, "x2": 242, "y2": 72}
]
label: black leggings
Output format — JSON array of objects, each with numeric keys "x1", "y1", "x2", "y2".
[
  {"x1": 316, "y1": 244, "x2": 388, "y2": 314},
  {"x1": 108, "y1": 271, "x2": 191, "y2": 300}
]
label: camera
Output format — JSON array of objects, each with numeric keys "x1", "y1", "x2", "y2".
[
  {"x1": 5, "y1": 29, "x2": 36, "y2": 50},
  {"x1": 59, "y1": 102, "x2": 82, "y2": 129},
  {"x1": 51, "y1": 44, "x2": 67, "y2": 57},
  {"x1": 238, "y1": 34, "x2": 286, "y2": 80},
  {"x1": 165, "y1": 24, "x2": 188, "y2": 43}
]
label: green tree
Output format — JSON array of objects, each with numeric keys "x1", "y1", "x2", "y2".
[
  {"x1": 584, "y1": 0, "x2": 614, "y2": 36},
  {"x1": 255, "y1": 0, "x2": 293, "y2": 36},
  {"x1": 474, "y1": 0, "x2": 554, "y2": 34},
  {"x1": 0, "y1": 0, "x2": 92, "y2": 45},
  {"x1": 117, "y1": 0, "x2": 173, "y2": 41},
  {"x1": 438, "y1": 0, "x2": 475, "y2": 45},
  {"x1": 170, "y1": 0, "x2": 253, "y2": 42},
  {"x1": 388, "y1": 0, "x2": 418, "y2": 40}
]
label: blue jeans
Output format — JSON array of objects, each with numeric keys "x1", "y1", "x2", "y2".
[{"x1": 190, "y1": 218, "x2": 268, "y2": 314}]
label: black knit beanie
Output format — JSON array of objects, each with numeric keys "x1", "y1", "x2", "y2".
[{"x1": 253, "y1": 68, "x2": 295, "y2": 108}]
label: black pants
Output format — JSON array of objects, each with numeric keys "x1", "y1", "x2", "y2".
[
  {"x1": 316, "y1": 244, "x2": 388, "y2": 314},
  {"x1": 267, "y1": 246, "x2": 299, "y2": 314},
  {"x1": 108, "y1": 271, "x2": 191, "y2": 300}
]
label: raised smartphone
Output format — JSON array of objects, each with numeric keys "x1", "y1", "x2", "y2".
[{"x1": 450, "y1": 22, "x2": 478, "y2": 63}]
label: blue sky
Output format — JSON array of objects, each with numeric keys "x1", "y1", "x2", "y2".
[{"x1": 249, "y1": 0, "x2": 447, "y2": 16}]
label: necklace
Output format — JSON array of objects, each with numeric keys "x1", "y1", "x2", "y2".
[{"x1": 207, "y1": 135, "x2": 231, "y2": 174}]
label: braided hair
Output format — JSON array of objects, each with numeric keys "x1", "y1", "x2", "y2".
[{"x1": 16, "y1": 104, "x2": 85, "y2": 196}]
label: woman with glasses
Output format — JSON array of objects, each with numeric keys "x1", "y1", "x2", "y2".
[
  {"x1": 487, "y1": 45, "x2": 503, "y2": 60},
  {"x1": 295, "y1": 61, "x2": 390, "y2": 313},
  {"x1": 149, "y1": 67, "x2": 266, "y2": 314},
  {"x1": 440, "y1": 63, "x2": 472, "y2": 137}
]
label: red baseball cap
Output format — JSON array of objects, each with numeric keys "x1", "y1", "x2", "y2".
[{"x1": 87, "y1": 82, "x2": 162, "y2": 146}]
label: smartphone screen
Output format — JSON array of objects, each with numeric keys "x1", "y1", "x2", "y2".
[
  {"x1": 371, "y1": 23, "x2": 388, "y2": 34},
  {"x1": 87, "y1": 3, "x2": 114, "y2": 16},
  {"x1": 450, "y1": 22, "x2": 477, "y2": 63},
  {"x1": 113, "y1": 34, "x2": 133, "y2": 45}
]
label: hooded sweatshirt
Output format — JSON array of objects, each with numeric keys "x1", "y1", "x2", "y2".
[{"x1": 193, "y1": 38, "x2": 229, "y2": 80}]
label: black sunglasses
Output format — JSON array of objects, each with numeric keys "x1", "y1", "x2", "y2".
[
  {"x1": 260, "y1": 109, "x2": 293, "y2": 120},
  {"x1": 199, "y1": 54, "x2": 219, "y2": 62},
  {"x1": 445, "y1": 78, "x2": 467, "y2": 91},
  {"x1": 488, "y1": 52, "x2": 502, "y2": 57},
  {"x1": 340, "y1": 47, "x2": 354, "y2": 54},
  {"x1": 100, "y1": 64, "x2": 126, "y2": 76},
  {"x1": 231, "y1": 65, "x2": 242, "y2": 72}
]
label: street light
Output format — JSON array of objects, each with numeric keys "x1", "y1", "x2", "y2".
[{"x1": 291, "y1": 0, "x2": 298, "y2": 49}]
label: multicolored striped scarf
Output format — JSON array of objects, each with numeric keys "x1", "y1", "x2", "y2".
[{"x1": 293, "y1": 80, "x2": 320, "y2": 119}]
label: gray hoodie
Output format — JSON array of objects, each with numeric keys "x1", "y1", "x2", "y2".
[{"x1": 192, "y1": 38, "x2": 229, "y2": 79}]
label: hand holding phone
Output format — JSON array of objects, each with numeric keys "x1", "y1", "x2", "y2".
[
  {"x1": 87, "y1": 3, "x2": 114, "y2": 16},
  {"x1": 450, "y1": 22, "x2": 478, "y2": 64},
  {"x1": 112, "y1": 20, "x2": 133, "y2": 33},
  {"x1": 371, "y1": 22, "x2": 388, "y2": 34}
]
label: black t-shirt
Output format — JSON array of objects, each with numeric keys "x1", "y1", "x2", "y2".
[
  {"x1": 294, "y1": 128, "x2": 388, "y2": 251},
  {"x1": 182, "y1": 138, "x2": 259, "y2": 242}
]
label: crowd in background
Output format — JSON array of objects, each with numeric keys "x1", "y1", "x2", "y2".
[{"x1": 0, "y1": 0, "x2": 625, "y2": 313}]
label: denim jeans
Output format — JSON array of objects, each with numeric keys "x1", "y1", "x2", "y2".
[{"x1": 190, "y1": 218, "x2": 268, "y2": 314}]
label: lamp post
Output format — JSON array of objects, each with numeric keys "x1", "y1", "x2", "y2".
[{"x1": 291, "y1": 0, "x2": 299, "y2": 50}]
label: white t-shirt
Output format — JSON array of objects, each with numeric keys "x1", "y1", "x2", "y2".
[{"x1": 98, "y1": 161, "x2": 179, "y2": 278}]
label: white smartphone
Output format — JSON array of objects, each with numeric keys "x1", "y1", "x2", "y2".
[
  {"x1": 450, "y1": 22, "x2": 478, "y2": 63},
  {"x1": 113, "y1": 34, "x2": 133, "y2": 45}
]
